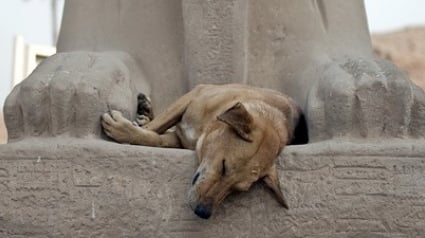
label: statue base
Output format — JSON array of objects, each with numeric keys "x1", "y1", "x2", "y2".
[{"x1": 0, "y1": 139, "x2": 424, "y2": 237}]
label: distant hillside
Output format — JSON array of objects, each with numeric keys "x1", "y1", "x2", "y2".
[
  {"x1": 372, "y1": 26, "x2": 425, "y2": 89},
  {"x1": 0, "y1": 112, "x2": 6, "y2": 144}
]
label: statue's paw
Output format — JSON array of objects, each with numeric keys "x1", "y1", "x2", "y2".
[
  {"x1": 307, "y1": 58, "x2": 425, "y2": 141},
  {"x1": 3, "y1": 51, "x2": 146, "y2": 142}
]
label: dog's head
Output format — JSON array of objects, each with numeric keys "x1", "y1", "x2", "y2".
[{"x1": 188, "y1": 102, "x2": 289, "y2": 219}]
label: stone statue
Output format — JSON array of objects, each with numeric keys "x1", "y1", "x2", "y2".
[
  {"x1": 4, "y1": 0, "x2": 425, "y2": 143},
  {"x1": 1, "y1": 1, "x2": 425, "y2": 237}
]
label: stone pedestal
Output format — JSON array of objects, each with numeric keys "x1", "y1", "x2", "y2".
[{"x1": 1, "y1": 140, "x2": 424, "y2": 237}]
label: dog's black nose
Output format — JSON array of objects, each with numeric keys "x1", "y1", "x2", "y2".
[{"x1": 194, "y1": 204, "x2": 212, "y2": 219}]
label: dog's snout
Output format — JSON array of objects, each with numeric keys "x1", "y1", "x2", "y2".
[
  {"x1": 194, "y1": 204, "x2": 212, "y2": 219},
  {"x1": 192, "y1": 172, "x2": 200, "y2": 185}
]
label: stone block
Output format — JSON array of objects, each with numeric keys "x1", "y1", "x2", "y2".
[{"x1": 1, "y1": 139, "x2": 424, "y2": 237}]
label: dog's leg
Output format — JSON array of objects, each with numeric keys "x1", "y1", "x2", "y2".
[
  {"x1": 143, "y1": 85, "x2": 205, "y2": 133},
  {"x1": 134, "y1": 93, "x2": 154, "y2": 127},
  {"x1": 102, "y1": 85, "x2": 205, "y2": 147},
  {"x1": 102, "y1": 110, "x2": 181, "y2": 147}
]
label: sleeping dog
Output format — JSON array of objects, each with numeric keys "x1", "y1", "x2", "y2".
[{"x1": 102, "y1": 84, "x2": 307, "y2": 219}]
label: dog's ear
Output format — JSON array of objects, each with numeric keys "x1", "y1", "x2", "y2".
[
  {"x1": 217, "y1": 102, "x2": 253, "y2": 142},
  {"x1": 263, "y1": 164, "x2": 289, "y2": 209}
]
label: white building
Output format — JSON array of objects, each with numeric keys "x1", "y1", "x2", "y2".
[{"x1": 0, "y1": 0, "x2": 64, "y2": 109}]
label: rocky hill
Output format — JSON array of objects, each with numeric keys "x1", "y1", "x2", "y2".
[
  {"x1": 372, "y1": 26, "x2": 425, "y2": 89},
  {"x1": 0, "y1": 112, "x2": 6, "y2": 144}
]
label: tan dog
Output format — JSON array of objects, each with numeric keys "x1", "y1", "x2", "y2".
[{"x1": 102, "y1": 84, "x2": 307, "y2": 219}]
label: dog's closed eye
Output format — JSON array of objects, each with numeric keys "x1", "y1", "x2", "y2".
[
  {"x1": 192, "y1": 172, "x2": 200, "y2": 185},
  {"x1": 221, "y1": 160, "x2": 226, "y2": 177}
]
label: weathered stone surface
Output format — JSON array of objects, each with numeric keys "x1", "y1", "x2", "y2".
[
  {"x1": 307, "y1": 58, "x2": 425, "y2": 142},
  {"x1": 3, "y1": 51, "x2": 147, "y2": 142},
  {"x1": 1, "y1": 140, "x2": 424, "y2": 237}
]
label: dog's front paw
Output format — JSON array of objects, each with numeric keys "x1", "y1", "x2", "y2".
[
  {"x1": 134, "y1": 114, "x2": 151, "y2": 127},
  {"x1": 137, "y1": 93, "x2": 153, "y2": 120},
  {"x1": 102, "y1": 110, "x2": 138, "y2": 144}
]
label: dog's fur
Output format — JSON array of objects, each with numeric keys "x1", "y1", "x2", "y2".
[{"x1": 102, "y1": 84, "x2": 307, "y2": 219}]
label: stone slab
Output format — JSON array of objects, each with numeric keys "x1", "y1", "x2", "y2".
[{"x1": 0, "y1": 139, "x2": 425, "y2": 237}]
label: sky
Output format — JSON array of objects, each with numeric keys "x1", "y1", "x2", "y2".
[
  {"x1": 364, "y1": 0, "x2": 425, "y2": 32},
  {"x1": 0, "y1": 0, "x2": 425, "y2": 110}
]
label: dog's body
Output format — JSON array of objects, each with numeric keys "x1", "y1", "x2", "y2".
[{"x1": 102, "y1": 84, "x2": 307, "y2": 219}]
